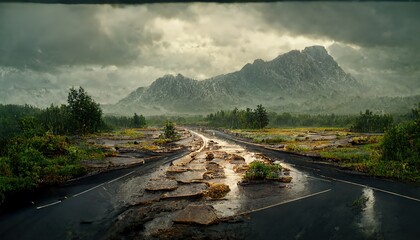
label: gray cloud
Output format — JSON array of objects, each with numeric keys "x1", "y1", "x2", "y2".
[
  {"x1": 255, "y1": 2, "x2": 420, "y2": 96},
  {"x1": 0, "y1": 4, "x2": 163, "y2": 70},
  {"x1": 0, "y1": 2, "x2": 419, "y2": 106},
  {"x1": 258, "y1": 2, "x2": 420, "y2": 48}
]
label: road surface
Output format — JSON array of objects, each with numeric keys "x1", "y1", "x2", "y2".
[
  {"x1": 0, "y1": 129, "x2": 419, "y2": 239},
  {"x1": 211, "y1": 130, "x2": 420, "y2": 239}
]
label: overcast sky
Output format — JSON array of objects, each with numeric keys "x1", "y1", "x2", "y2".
[{"x1": 0, "y1": 2, "x2": 419, "y2": 105}]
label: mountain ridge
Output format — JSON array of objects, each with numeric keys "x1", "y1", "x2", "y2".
[{"x1": 109, "y1": 45, "x2": 364, "y2": 115}]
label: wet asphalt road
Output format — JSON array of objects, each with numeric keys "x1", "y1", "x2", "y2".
[
  {"x1": 1, "y1": 130, "x2": 420, "y2": 240},
  {"x1": 0, "y1": 150, "x2": 189, "y2": 240},
  {"x1": 212, "y1": 130, "x2": 420, "y2": 240}
]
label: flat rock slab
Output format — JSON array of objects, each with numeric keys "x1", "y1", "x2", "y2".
[
  {"x1": 172, "y1": 156, "x2": 193, "y2": 166},
  {"x1": 173, "y1": 205, "x2": 219, "y2": 225},
  {"x1": 168, "y1": 170, "x2": 206, "y2": 183},
  {"x1": 145, "y1": 179, "x2": 178, "y2": 191},
  {"x1": 162, "y1": 183, "x2": 207, "y2": 199},
  {"x1": 166, "y1": 165, "x2": 189, "y2": 173}
]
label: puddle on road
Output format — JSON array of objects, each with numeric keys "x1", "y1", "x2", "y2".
[{"x1": 357, "y1": 188, "x2": 381, "y2": 237}]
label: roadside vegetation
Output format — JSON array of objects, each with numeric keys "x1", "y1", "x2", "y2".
[
  {"x1": 0, "y1": 87, "x2": 151, "y2": 205},
  {"x1": 230, "y1": 104, "x2": 420, "y2": 182}
]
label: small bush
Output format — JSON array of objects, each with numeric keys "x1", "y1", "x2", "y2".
[
  {"x1": 382, "y1": 121, "x2": 420, "y2": 166},
  {"x1": 244, "y1": 161, "x2": 282, "y2": 180}
]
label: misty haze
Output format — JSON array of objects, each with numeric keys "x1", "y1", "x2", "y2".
[{"x1": 0, "y1": 1, "x2": 419, "y2": 240}]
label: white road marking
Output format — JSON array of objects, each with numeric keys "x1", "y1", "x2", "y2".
[
  {"x1": 72, "y1": 171, "x2": 134, "y2": 197},
  {"x1": 36, "y1": 200, "x2": 62, "y2": 209},
  {"x1": 189, "y1": 130, "x2": 207, "y2": 153},
  {"x1": 107, "y1": 171, "x2": 135, "y2": 184},
  {"x1": 237, "y1": 189, "x2": 332, "y2": 215},
  {"x1": 329, "y1": 177, "x2": 420, "y2": 203},
  {"x1": 305, "y1": 175, "x2": 332, "y2": 183}
]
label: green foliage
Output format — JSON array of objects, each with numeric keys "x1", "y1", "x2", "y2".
[
  {"x1": 382, "y1": 118, "x2": 420, "y2": 166},
  {"x1": 270, "y1": 112, "x2": 356, "y2": 128},
  {"x1": 244, "y1": 161, "x2": 282, "y2": 180},
  {"x1": 67, "y1": 87, "x2": 104, "y2": 134},
  {"x1": 0, "y1": 104, "x2": 41, "y2": 147},
  {"x1": 39, "y1": 104, "x2": 72, "y2": 135},
  {"x1": 132, "y1": 113, "x2": 146, "y2": 128},
  {"x1": 320, "y1": 147, "x2": 373, "y2": 162},
  {"x1": 0, "y1": 132, "x2": 96, "y2": 205},
  {"x1": 103, "y1": 113, "x2": 147, "y2": 129},
  {"x1": 206, "y1": 105, "x2": 269, "y2": 129},
  {"x1": 162, "y1": 121, "x2": 177, "y2": 140},
  {"x1": 352, "y1": 109, "x2": 394, "y2": 133},
  {"x1": 146, "y1": 115, "x2": 206, "y2": 127}
]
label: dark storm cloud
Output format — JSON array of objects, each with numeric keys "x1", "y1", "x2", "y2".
[
  {"x1": 0, "y1": 4, "x2": 162, "y2": 70},
  {"x1": 258, "y1": 2, "x2": 420, "y2": 48},
  {"x1": 255, "y1": 2, "x2": 420, "y2": 95},
  {"x1": 0, "y1": 2, "x2": 419, "y2": 105}
]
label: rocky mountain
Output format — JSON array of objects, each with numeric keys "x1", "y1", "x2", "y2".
[{"x1": 108, "y1": 46, "x2": 364, "y2": 115}]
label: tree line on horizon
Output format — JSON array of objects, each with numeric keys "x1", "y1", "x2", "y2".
[{"x1": 206, "y1": 105, "x2": 269, "y2": 129}]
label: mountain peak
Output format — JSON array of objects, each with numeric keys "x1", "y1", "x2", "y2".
[
  {"x1": 302, "y1": 45, "x2": 329, "y2": 58},
  {"x1": 115, "y1": 45, "x2": 361, "y2": 115}
]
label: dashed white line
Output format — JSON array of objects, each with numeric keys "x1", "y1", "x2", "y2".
[
  {"x1": 107, "y1": 171, "x2": 135, "y2": 184},
  {"x1": 72, "y1": 171, "x2": 134, "y2": 197},
  {"x1": 72, "y1": 184, "x2": 106, "y2": 197},
  {"x1": 305, "y1": 174, "x2": 332, "y2": 183},
  {"x1": 36, "y1": 200, "x2": 62, "y2": 209},
  {"x1": 237, "y1": 189, "x2": 332, "y2": 215}
]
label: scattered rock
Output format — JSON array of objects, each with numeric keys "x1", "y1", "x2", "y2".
[
  {"x1": 229, "y1": 154, "x2": 245, "y2": 164},
  {"x1": 233, "y1": 164, "x2": 249, "y2": 173},
  {"x1": 168, "y1": 170, "x2": 206, "y2": 183},
  {"x1": 204, "y1": 183, "x2": 230, "y2": 199},
  {"x1": 273, "y1": 176, "x2": 293, "y2": 183},
  {"x1": 145, "y1": 179, "x2": 178, "y2": 191},
  {"x1": 204, "y1": 162, "x2": 225, "y2": 179},
  {"x1": 205, "y1": 152, "x2": 214, "y2": 161},
  {"x1": 173, "y1": 205, "x2": 219, "y2": 225},
  {"x1": 166, "y1": 166, "x2": 189, "y2": 173},
  {"x1": 161, "y1": 183, "x2": 207, "y2": 199}
]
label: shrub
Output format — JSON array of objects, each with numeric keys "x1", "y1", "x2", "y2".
[
  {"x1": 382, "y1": 121, "x2": 420, "y2": 166},
  {"x1": 162, "y1": 121, "x2": 178, "y2": 140},
  {"x1": 244, "y1": 161, "x2": 282, "y2": 180}
]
